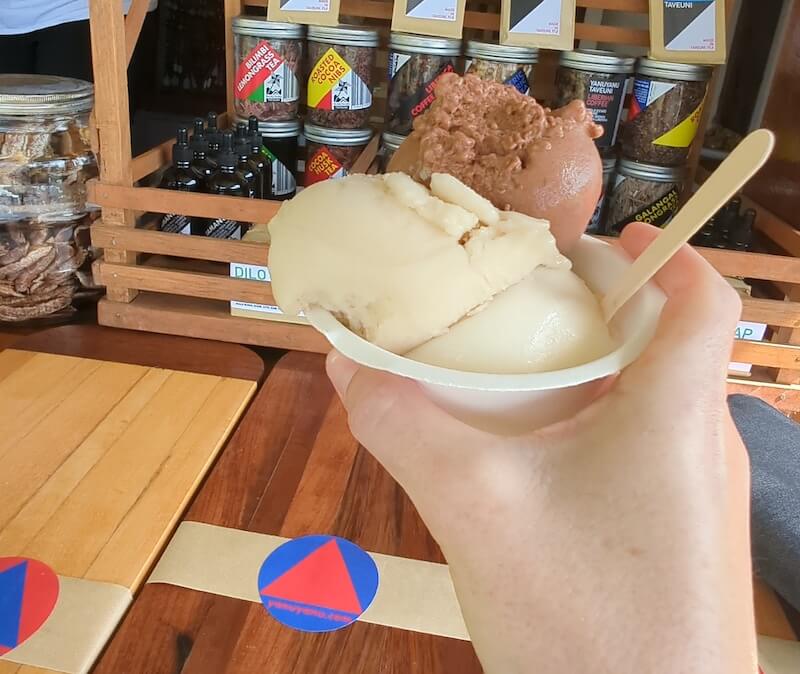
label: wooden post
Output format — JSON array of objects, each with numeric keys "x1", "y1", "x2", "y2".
[
  {"x1": 124, "y1": 0, "x2": 151, "y2": 65},
  {"x1": 89, "y1": 0, "x2": 138, "y2": 303},
  {"x1": 224, "y1": 0, "x2": 243, "y2": 120}
]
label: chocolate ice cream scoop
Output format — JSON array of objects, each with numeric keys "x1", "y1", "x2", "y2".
[{"x1": 388, "y1": 74, "x2": 604, "y2": 252}]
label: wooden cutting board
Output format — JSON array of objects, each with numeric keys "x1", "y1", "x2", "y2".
[{"x1": 0, "y1": 349, "x2": 256, "y2": 591}]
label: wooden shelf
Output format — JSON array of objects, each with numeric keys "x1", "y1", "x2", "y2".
[{"x1": 98, "y1": 292, "x2": 328, "y2": 352}]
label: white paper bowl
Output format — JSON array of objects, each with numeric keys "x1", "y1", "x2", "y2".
[{"x1": 307, "y1": 235, "x2": 666, "y2": 434}]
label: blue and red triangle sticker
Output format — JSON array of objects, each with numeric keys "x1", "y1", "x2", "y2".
[
  {"x1": 0, "y1": 557, "x2": 59, "y2": 655},
  {"x1": 258, "y1": 535, "x2": 379, "y2": 633}
]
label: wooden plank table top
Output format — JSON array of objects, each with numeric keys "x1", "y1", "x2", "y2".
[{"x1": 0, "y1": 325, "x2": 267, "y2": 674}]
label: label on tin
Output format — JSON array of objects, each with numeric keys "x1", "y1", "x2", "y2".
[
  {"x1": 235, "y1": 40, "x2": 299, "y2": 103},
  {"x1": 629, "y1": 77, "x2": 704, "y2": 148},
  {"x1": 585, "y1": 73, "x2": 628, "y2": 146},
  {"x1": 308, "y1": 48, "x2": 371, "y2": 111},
  {"x1": 504, "y1": 68, "x2": 530, "y2": 95},
  {"x1": 663, "y1": 0, "x2": 716, "y2": 52},
  {"x1": 279, "y1": 0, "x2": 330, "y2": 11},
  {"x1": 508, "y1": 0, "x2": 562, "y2": 35},
  {"x1": 608, "y1": 175, "x2": 680, "y2": 234},
  {"x1": 388, "y1": 58, "x2": 455, "y2": 126},
  {"x1": 306, "y1": 147, "x2": 345, "y2": 185},
  {"x1": 586, "y1": 191, "x2": 607, "y2": 235},
  {"x1": 403, "y1": 0, "x2": 457, "y2": 21}
]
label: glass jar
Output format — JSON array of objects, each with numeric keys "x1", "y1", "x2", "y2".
[
  {"x1": 379, "y1": 131, "x2": 406, "y2": 173},
  {"x1": 605, "y1": 159, "x2": 684, "y2": 235},
  {"x1": 249, "y1": 117, "x2": 301, "y2": 200},
  {"x1": 231, "y1": 18, "x2": 305, "y2": 122},
  {"x1": 0, "y1": 74, "x2": 96, "y2": 221},
  {"x1": 465, "y1": 41, "x2": 537, "y2": 95},
  {"x1": 622, "y1": 58, "x2": 712, "y2": 166},
  {"x1": 586, "y1": 156, "x2": 617, "y2": 234},
  {"x1": 307, "y1": 25, "x2": 379, "y2": 130},
  {"x1": 304, "y1": 124, "x2": 372, "y2": 186},
  {"x1": 385, "y1": 33, "x2": 461, "y2": 136},
  {"x1": 555, "y1": 50, "x2": 634, "y2": 149},
  {"x1": 0, "y1": 212, "x2": 97, "y2": 324}
]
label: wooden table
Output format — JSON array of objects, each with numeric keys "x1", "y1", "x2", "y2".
[{"x1": 0, "y1": 326, "x2": 796, "y2": 672}]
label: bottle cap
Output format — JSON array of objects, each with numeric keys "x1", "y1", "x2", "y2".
[
  {"x1": 173, "y1": 127, "x2": 192, "y2": 164},
  {"x1": 217, "y1": 131, "x2": 237, "y2": 169}
]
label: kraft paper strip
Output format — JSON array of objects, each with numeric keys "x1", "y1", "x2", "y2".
[
  {"x1": 148, "y1": 521, "x2": 470, "y2": 641},
  {"x1": 0, "y1": 577, "x2": 131, "y2": 674},
  {"x1": 758, "y1": 636, "x2": 800, "y2": 674}
]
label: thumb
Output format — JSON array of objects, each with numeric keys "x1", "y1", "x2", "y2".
[
  {"x1": 615, "y1": 222, "x2": 741, "y2": 397},
  {"x1": 326, "y1": 350, "x2": 494, "y2": 487}
]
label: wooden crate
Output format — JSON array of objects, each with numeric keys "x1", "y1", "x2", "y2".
[{"x1": 87, "y1": 0, "x2": 800, "y2": 410}]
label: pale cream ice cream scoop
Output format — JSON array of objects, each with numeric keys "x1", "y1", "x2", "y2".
[
  {"x1": 267, "y1": 172, "x2": 569, "y2": 354},
  {"x1": 407, "y1": 267, "x2": 616, "y2": 374}
]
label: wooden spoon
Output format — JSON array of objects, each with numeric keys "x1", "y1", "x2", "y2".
[{"x1": 601, "y1": 129, "x2": 776, "y2": 322}]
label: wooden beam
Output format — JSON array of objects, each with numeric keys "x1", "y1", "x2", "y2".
[
  {"x1": 88, "y1": 181, "x2": 282, "y2": 223},
  {"x1": 89, "y1": 0, "x2": 137, "y2": 302},
  {"x1": 92, "y1": 225, "x2": 269, "y2": 264},
  {"x1": 741, "y1": 297, "x2": 800, "y2": 328},
  {"x1": 131, "y1": 137, "x2": 173, "y2": 182},
  {"x1": 93, "y1": 260, "x2": 276, "y2": 305},
  {"x1": 97, "y1": 294, "x2": 330, "y2": 353},
  {"x1": 732, "y1": 340, "x2": 800, "y2": 370},
  {"x1": 124, "y1": 0, "x2": 150, "y2": 65},
  {"x1": 224, "y1": 0, "x2": 241, "y2": 120}
]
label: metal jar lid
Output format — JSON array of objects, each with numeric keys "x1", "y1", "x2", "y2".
[
  {"x1": 231, "y1": 16, "x2": 305, "y2": 39},
  {"x1": 635, "y1": 57, "x2": 712, "y2": 82},
  {"x1": 304, "y1": 123, "x2": 373, "y2": 146},
  {"x1": 465, "y1": 41, "x2": 538, "y2": 64},
  {"x1": 308, "y1": 25, "x2": 380, "y2": 47},
  {"x1": 617, "y1": 158, "x2": 685, "y2": 183},
  {"x1": 238, "y1": 116, "x2": 302, "y2": 138},
  {"x1": 381, "y1": 131, "x2": 407, "y2": 152},
  {"x1": 389, "y1": 32, "x2": 461, "y2": 56},
  {"x1": 0, "y1": 74, "x2": 93, "y2": 116},
  {"x1": 559, "y1": 49, "x2": 635, "y2": 74}
]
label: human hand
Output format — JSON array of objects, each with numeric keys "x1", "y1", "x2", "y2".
[{"x1": 327, "y1": 222, "x2": 756, "y2": 674}]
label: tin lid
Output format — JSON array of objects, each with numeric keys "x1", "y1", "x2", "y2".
[
  {"x1": 0, "y1": 74, "x2": 93, "y2": 116},
  {"x1": 304, "y1": 123, "x2": 373, "y2": 145},
  {"x1": 237, "y1": 116, "x2": 302, "y2": 137},
  {"x1": 559, "y1": 49, "x2": 635, "y2": 74},
  {"x1": 617, "y1": 158, "x2": 685, "y2": 182},
  {"x1": 635, "y1": 57, "x2": 712, "y2": 82},
  {"x1": 602, "y1": 156, "x2": 617, "y2": 174},
  {"x1": 232, "y1": 16, "x2": 305, "y2": 38},
  {"x1": 389, "y1": 32, "x2": 461, "y2": 55},
  {"x1": 308, "y1": 24, "x2": 380, "y2": 47},
  {"x1": 465, "y1": 41, "x2": 538, "y2": 64},
  {"x1": 381, "y1": 131, "x2": 407, "y2": 151}
]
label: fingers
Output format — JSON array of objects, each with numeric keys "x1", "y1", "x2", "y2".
[
  {"x1": 616, "y1": 222, "x2": 742, "y2": 393},
  {"x1": 326, "y1": 350, "x2": 489, "y2": 487}
]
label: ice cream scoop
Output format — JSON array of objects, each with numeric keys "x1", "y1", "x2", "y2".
[
  {"x1": 388, "y1": 73, "x2": 604, "y2": 252},
  {"x1": 407, "y1": 267, "x2": 616, "y2": 374},
  {"x1": 268, "y1": 172, "x2": 569, "y2": 355}
]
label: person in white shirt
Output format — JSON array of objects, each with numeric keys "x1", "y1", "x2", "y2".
[{"x1": 0, "y1": 1, "x2": 158, "y2": 81}]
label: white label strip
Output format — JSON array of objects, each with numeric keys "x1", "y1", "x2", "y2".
[
  {"x1": 147, "y1": 521, "x2": 470, "y2": 641},
  {"x1": 758, "y1": 635, "x2": 800, "y2": 674},
  {"x1": 0, "y1": 577, "x2": 131, "y2": 674}
]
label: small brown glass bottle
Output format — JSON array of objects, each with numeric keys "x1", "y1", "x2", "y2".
[
  {"x1": 204, "y1": 131, "x2": 249, "y2": 239},
  {"x1": 159, "y1": 127, "x2": 201, "y2": 235}
]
